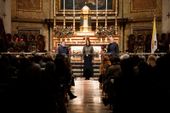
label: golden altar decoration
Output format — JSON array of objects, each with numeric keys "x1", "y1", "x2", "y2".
[{"x1": 80, "y1": 4, "x2": 92, "y2": 32}]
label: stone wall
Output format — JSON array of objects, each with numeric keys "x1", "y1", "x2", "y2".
[
  {"x1": 119, "y1": 0, "x2": 162, "y2": 51},
  {"x1": 10, "y1": 0, "x2": 162, "y2": 52},
  {"x1": 162, "y1": 0, "x2": 170, "y2": 33},
  {"x1": 11, "y1": 0, "x2": 53, "y2": 51},
  {"x1": 0, "y1": 0, "x2": 5, "y2": 19},
  {"x1": 0, "y1": 0, "x2": 11, "y2": 33}
]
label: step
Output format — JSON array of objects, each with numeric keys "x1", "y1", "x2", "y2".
[
  {"x1": 73, "y1": 73, "x2": 100, "y2": 77},
  {"x1": 72, "y1": 65, "x2": 100, "y2": 68},
  {"x1": 72, "y1": 68, "x2": 99, "y2": 72}
]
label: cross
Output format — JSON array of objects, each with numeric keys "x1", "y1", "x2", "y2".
[{"x1": 167, "y1": 12, "x2": 170, "y2": 18}]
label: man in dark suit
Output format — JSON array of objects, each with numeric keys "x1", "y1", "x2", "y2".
[
  {"x1": 58, "y1": 41, "x2": 69, "y2": 57},
  {"x1": 107, "y1": 36, "x2": 119, "y2": 57}
]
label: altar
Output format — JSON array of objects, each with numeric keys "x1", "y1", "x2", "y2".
[
  {"x1": 52, "y1": 3, "x2": 120, "y2": 63},
  {"x1": 52, "y1": 1, "x2": 120, "y2": 76},
  {"x1": 70, "y1": 45, "x2": 102, "y2": 62}
]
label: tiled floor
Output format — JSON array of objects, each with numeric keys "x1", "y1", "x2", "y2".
[{"x1": 67, "y1": 77, "x2": 112, "y2": 113}]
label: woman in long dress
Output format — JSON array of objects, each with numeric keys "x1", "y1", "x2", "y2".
[{"x1": 83, "y1": 38, "x2": 94, "y2": 80}]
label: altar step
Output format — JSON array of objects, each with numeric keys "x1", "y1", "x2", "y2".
[
  {"x1": 53, "y1": 35, "x2": 109, "y2": 46},
  {"x1": 71, "y1": 61, "x2": 101, "y2": 77}
]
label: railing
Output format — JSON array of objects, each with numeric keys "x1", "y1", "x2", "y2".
[
  {"x1": 0, "y1": 52, "x2": 48, "y2": 55},
  {"x1": 0, "y1": 52, "x2": 167, "y2": 57}
]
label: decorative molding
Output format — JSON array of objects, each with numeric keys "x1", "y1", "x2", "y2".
[
  {"x1": 132, "y1": 26, "x2": 152, "y2": 35},
  {"x1": 12, "y1": 18, "x2": 44, "y2": 23},
  {"x1": 16, "y1": 0, "x2": 42, "y2": 12},
  {"x1": 18, "y1": 29, "x2": 40, "y2": 35},
  {"x1": 131, "y1": 0, "x2": 157, "y2": 12}
]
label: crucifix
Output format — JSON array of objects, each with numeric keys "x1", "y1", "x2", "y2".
[{"x1": 167, "y1": 12, "x2": 170, "y2": 18}]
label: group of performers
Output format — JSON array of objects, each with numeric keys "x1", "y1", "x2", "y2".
[{"x1": 56, "y1": 36, "x2": 119, "y2": 80}]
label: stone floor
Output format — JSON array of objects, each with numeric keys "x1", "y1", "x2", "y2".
[{"x1": 67, "y1": 77, "x2": 112, "y2": 113}]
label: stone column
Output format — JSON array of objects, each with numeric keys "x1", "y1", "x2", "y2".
[
  {"x1": 53, "y1": 0, "x2": 56, "y2": 28},
  {"x1": 0, "y1": 0, "x2": 11, "y2": 33},
  {"x1": 4, "y1": 0, "x2": 11, "y2": 33},
  {"x1": 162, "y1": 0, "x2": 170, "y2": 33},
  {"x1": 0, "y1": 0, "x2": 5, "y2": 19}
]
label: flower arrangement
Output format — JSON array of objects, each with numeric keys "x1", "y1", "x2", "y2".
[
  {"x1": 96, "y1": 26, "x2": 115, "y2": 38},
  {"x1": 54, "y1": 26, "x2": 74, "y2": 38}
]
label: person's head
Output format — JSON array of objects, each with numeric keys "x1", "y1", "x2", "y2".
[
  {"x1": 85, "y1": 37, "x2": 91, "y2": 46},
  {"x1": 147, "y1": 55, "x2": 157, "y2": 67},
  {"x1": 108, "y1": 36, "x2": 117, "y2": 43},
  {"x1": 108, "y1": 36, "x2": 114, "y2": 43},
  {"x1": 61, "y1": 41, "x2": 66, "y2": 47}
]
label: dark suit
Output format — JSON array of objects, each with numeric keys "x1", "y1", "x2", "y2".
[
  {"x1": 107, "y1": 42, "x2": 119, "y2": 57},
  {"x1": 58, "y1": 45, "x2": 69, "y2": 57},
  {"x1": 83, "y1": 45, "x2": 94, "y2": 79}
]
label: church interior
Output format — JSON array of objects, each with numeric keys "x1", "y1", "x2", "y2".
[
  {"x1": 1, "y1": 0, "x2": 170, "y2": 53},
  {"x1": 0, "y1": 0, "x2": 170, "y2": 113}
]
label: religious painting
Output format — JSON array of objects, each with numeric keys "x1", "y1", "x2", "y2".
[
  {"x1": 132, "y1": 28, "x2": 152, "y2": 53},
  {"x1": 60, "y1": 0, "x2": 113, "y2": 10},
  {"x1": 131, "y1": 0, "x2": 156, "y2": 12},
  {"x1": 17, "y1": 0, "x2": 42, "y2": 11}
]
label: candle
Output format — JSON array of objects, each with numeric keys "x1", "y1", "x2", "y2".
[
  {"x1": 63, "y1": 0, "x2": 65, "y2": 28},
  {"x1": 73, "y1": 0, "x2": 75, "y2": 31},
  {"x1": 96, "y1": 0, "x2": 98, "y2": 13},
  {"x1": 105, "y1": 0, "x2": 108, "y2": 29},
  {"x1": 96, "y1": 0, "x2": 98, "y2": 31},
  {"x1": 106, "y1": 0, "x2": 108, "y2": 12},
  {"x1": 53, "y1": 0, "x2": 56, "y2": 28},
  {"x1": 63, "y1": 0, "x2": 65, "y2": 16},
  {"x1": 115, "y1": 0, "x2": 118, "y2": 35}
]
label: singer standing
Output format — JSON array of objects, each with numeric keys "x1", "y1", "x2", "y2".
[{"x1": 83, "y1": 37, "x2": 94, "y2": 80}]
